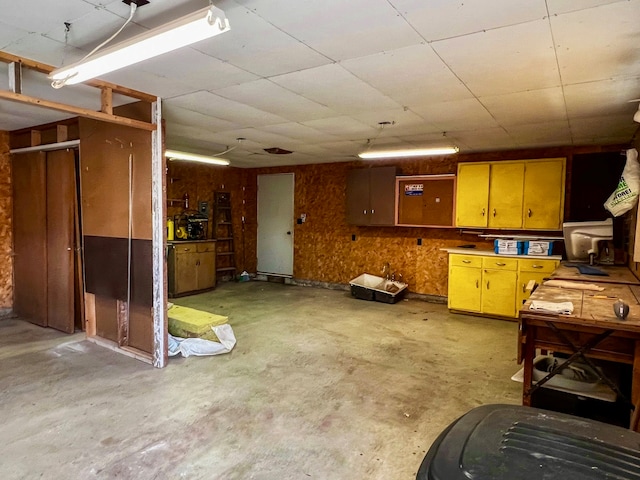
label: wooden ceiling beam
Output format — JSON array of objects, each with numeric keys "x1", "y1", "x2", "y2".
[{"x1": 0, "y1": 50, "x2": 157, "y2": 103}]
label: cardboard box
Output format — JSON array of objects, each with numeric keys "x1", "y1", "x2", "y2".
[
  {"x1": 524, "y1": 240, "x2": 554, "y2": 256},
  {"x1": 494, "y1": 239, "x2": 523, "y2": 255}
]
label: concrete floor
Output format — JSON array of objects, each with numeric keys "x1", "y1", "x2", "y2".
[{"x1": 0, "y1": 281, "x2": 521, "y2": 480}]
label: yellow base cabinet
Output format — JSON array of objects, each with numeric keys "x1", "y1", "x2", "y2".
[
  {"x1": 480, "y1": 257, "x2": 518, "y2": 317},
  {"x1": 447, "y1": 253, "x2": 559, "y2": 319},
  {"x1": 448, "y1": 255, "x2": 482, "y2": 312},
  {"x1": 516, "y1": 258, "x2": 559, "y2": 309}
]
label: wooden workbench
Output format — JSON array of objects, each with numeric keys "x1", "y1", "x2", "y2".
[{"x1": 518, "y1": 266, "x2": 640, "y2": 429}]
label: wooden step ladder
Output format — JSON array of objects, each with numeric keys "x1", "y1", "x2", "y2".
[{"x1": 214, "y1": 191, "x2": 237, "y2": 280}]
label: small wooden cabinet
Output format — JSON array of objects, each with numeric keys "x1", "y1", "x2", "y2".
[
  {"x1": 168, "y1": 241, "x2": 216, "y2": 297},
  {"x1": 447, "y1": 252, "x2": 559, "y2": 319},
  {"x1": 396, "y1": 175, "x2": 455, "y2": 227},
  {"x1": 455, "y1": 158, "x2": 566, "y2": 230},
  {"x1": 346, "y1": 166, "x2": 396, "y2": 225}
]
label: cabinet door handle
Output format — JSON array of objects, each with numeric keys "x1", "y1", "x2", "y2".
[
  {"x1": 532, "y1": 264, "x2": 543, "y2": 269},
  {"x1": 522, "y1": 284, "x2": 526, "y2": 293},
  {"x1": 493, "y1": 208, "x2": 496, "y2": 217},
  {"x1": 462, "y1": 259, "x2": 471, "y2": 264},
  {"x1": 486, "y1": 280, "x2": 490, "y2": 289},
  {"x1": 371, "y1": 209, "x2": 375, "y2": 214},
  {"x1": 476, "y1": 280, "x2": 479, "y2": 288},
  {"x1": 495, "y1": 262, "x2": 506, "y2": 266},
  {"x1": 183, "y1": 248, "x2": 191, "y2": 251},
  {"x1": 363, "y1": 209, "x2": 367, "y2": 215},
  {"x1": 528, "y1": 208, "x2": 532, "y2": 217}
]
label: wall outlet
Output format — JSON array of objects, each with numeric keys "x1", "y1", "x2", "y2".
[{"x1": 198, "y1": 201, "x2": 209, "y2": 215}]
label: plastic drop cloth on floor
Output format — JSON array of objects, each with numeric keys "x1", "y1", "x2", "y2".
[{"x1": 168, "y1": 323, "x2": 236, "y2": 357}]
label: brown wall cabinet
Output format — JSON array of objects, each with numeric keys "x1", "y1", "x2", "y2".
[
  {"x1": 396, "y1": 175, "x2": 456, "y2": 227},
  {"x1": 346, "y1": 166, "x2": 396, "y2": 225},
  {"x1": 168, "y1": 241, "x2": 216, "y2": 297}
]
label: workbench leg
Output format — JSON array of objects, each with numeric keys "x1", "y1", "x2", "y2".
[
  {"x1": 631, "y1": 341, "x2": 640, "y2": 431},
  {"x1": 522, "y1": 327, "x2": 535, "y2": 407}
]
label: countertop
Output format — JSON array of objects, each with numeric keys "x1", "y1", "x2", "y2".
[
  {"x1": 442, "y1": 247, "x2": 562, "y2": 261},
  {"x1": 167, "y1": 239, "x2": 216, "y2": 244}
]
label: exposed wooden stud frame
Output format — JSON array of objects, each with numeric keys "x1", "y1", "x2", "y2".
[
  {"x1": 101, "y1": 87, "x2": 113, "y2": 115},
  {"x1": 0, "y1": 90, "x2": 155, "y2": 132},
  {"x1": 57, "y1": 125, "x2": 69, "y2": 142},
  {"x1": 0, "y1": 50, "x2": 156, "y2": 102},
  {"x1": 8, "y1": 62, "x2": 21, "y2": 94},
  {"x1": 84, "y1": 293, "x2": 97, "y2": 337},
  {"x1": 30, "y1": 130, "x2": 42, "y2": 147}
]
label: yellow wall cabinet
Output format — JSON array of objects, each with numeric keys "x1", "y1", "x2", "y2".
[
  {"x1": 455, "y1": 158, "x2": 566, "y2": 230},
  {"x1": 448, "y1": 253, "x2": 559, "y2": 319}
]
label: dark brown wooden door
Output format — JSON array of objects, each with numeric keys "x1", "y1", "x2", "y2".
[
  {"x1": 12, "y1": 152, "x2": 48, "y2": 326},
  {"x1": 346, "y1": 168, "x2": 370, "y2": 225},
  {"x1": 46, "y1": 149, "x2": 76, "y2": 333}
]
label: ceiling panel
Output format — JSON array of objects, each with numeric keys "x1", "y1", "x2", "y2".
[
  {"x1": 166, "y1": 91, "x2": 288, "y2": 127},
  {"x1": 163, "y1": 105, "x2": 240, "y2": 131},
  {"x1": 433, "y1": 19, "x2": 560, "y2": 97},
  {"x1": 547, "y1": 0, "x2": 627, "y2": 15},
  {"x1": 411, "y1": 99, "x2": 499, "y2": 132},
  {"x1": 0, "y1": 0, "x2": 97, "y2": 35},
  {"x1": 340, "y1": 44, "x2": 473, "y2": 106},
  {"x1": 236, "y1": 0, "x2": 422, "y2": 60},
  {"x1": 389, "y1": 0, "x2": 547, "y2": 42},
  {"x1": 272, "y1": 64, "x2": 401, "y2": 114},
  {"x1": 261, "y1": 123, "x2": 342, "y2": 143},
  {"x1": 564, "y1": 77, "x2": 640, "y2": 118},
  {"x1": 551, "y1": 1, "x2": 640, "y2": 84},
  {"x1": 0, "y1": 21, "x2": 30, "y2": 50},
  {"x1": 480, "y1": 88, "x2": 567, "y2": 126},
  {"x1": 504, "y1": 121, "x2": 573, "y2": 146},
  {"x1": 301, "y1": 116, "x2": 379, "y2": 139},
  {"x1": 213, "y1": 79, "x2": 337, "y2": 122},
  {"x1": 193, "y1": 2, "x2": 332, "y2": 77}
]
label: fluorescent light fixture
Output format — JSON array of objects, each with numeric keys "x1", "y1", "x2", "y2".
[
  {"x1": 165, "y1": 149, "x2": 230, "y2": 166},
  {"x1": 358, "y1": 147, "x2": 459, "y2": 159},
  {"x1": 49, "y1": 6, "x2": 230, "y2": 86}
]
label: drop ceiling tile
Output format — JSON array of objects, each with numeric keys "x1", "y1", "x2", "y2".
[
  {"x1": 301, "y1": 116, "x2": 379, "y2": 139},
  {"x1": 0, "y1": 21, "x2": 31, "y2": 50},
  {"x1": 193, "y1": 2, "x2": 331, "y2": 77},
  {"x1": 4, "y1": 33, "x2": 85, "y2": 67},
  {"x1": 551, "y1": 1, "x2": 640, "y2": 84},
  {"x1": 504, "y1": 121, "x2": 572, "y2": 146},
  {"x1": 166, "y1": 91, "x2": 288, "y2": 127},
  {"x1": 569, "y1": 114, "x2": 638, "y2": 143},
  {"x1": 163, "y1": 105, "x2": 240, "y2": 131},
  {"x1": 213, "y1": 79, "x2": 337, "y2": 122},
  {"x1": 137, "y1": 48, "x2": 258, "y2": 92},
  {"x1": 341, "y1": 44, "x2": 472, "y2": 106},
  {"x1": 236, "y1": 0, "x2": 422, "y2": 60},
  {"x1": 449, "y1": 127, "x2": 517, "y2": 151},
  {"x1": 2, "y1": 0, "x2": 97, "y2": 35},
  {"x1": 432, "y1": 19, "x2": 560, "y2": 97},
  {"x1": 166, "y1": 124, "x2": 231, "y2": 146},
  {"x1": 480, "y1": 88, "x2": 567, "y2": 126},
  {"x1": 564, "y1": 77, "x2": 640, "y2": 118},
  {"x1": 411, "y1": 99, "x2": 499, "y2": 131},
  {"x1": 261, "y1": 123, "x2": 341, "y2": 143},
  {"x1": 389, "y1": 0, "x2": 547, "y2": 41},
  {"x1": 547, "y1": 0, "x2": 626, "y2": 15},
  {"x1": 272, "y1": 64, "x2": 401, "y2": 114},
  {"x1": 101, "y1": 69, "x2": 193, "y2": 98}
]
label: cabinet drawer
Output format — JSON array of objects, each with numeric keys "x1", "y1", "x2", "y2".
[
  {"x1": 518, "y1": 258, "x2": 557, "y2": 273},
  {"x1": 482, "y1": 257, "x2": 518, "y2": 271},
  {"x1": 173, "y1": 243, "x2": 198, "y2": 254},
  {"x1": 197, "y1": 242, "x2": 216, "y2": 253},
  {"x1": 450, "y1": 254, "x2": 482, "y2": 268}
]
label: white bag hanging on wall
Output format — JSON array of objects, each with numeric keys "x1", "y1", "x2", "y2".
[{"x1": 604, "y1": 148, "x2": 640, "y2": 217}]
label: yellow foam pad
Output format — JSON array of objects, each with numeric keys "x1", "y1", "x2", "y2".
[{"x1": 168, "y1": 305, "x2": 228, "y2": 342}]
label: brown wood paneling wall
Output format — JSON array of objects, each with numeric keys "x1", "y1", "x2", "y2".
[{"x1": 0, "y1": 131, "x2": 11, "y2": 308}]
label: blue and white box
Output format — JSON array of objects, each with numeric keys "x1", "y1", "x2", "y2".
[
  {"x1": 524, "y1": 240, "x2": 554, "y2": 256},
  {"x1": 494, "y1": 239, "x2": 523, "y2": 255}
]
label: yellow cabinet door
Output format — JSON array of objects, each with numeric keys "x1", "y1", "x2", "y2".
[
  {"x1": 456, "y1": 163, "x2": 490, "y2": 227},
  {"x1": 488, "y1": 162, "x2": 525, "y2": 228},
  {"x1": 523, "y1": 159, "x2": 565, "y2": 230},
  {"x1": 515, "y1": 271, "x2": 548, "y2": 311},
  {"x1": 481, "y1": 268, "x2": 517, "y2": 317},
  {"x1": 448, "y1": 265, "x2": 481, "y2": 312}
]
